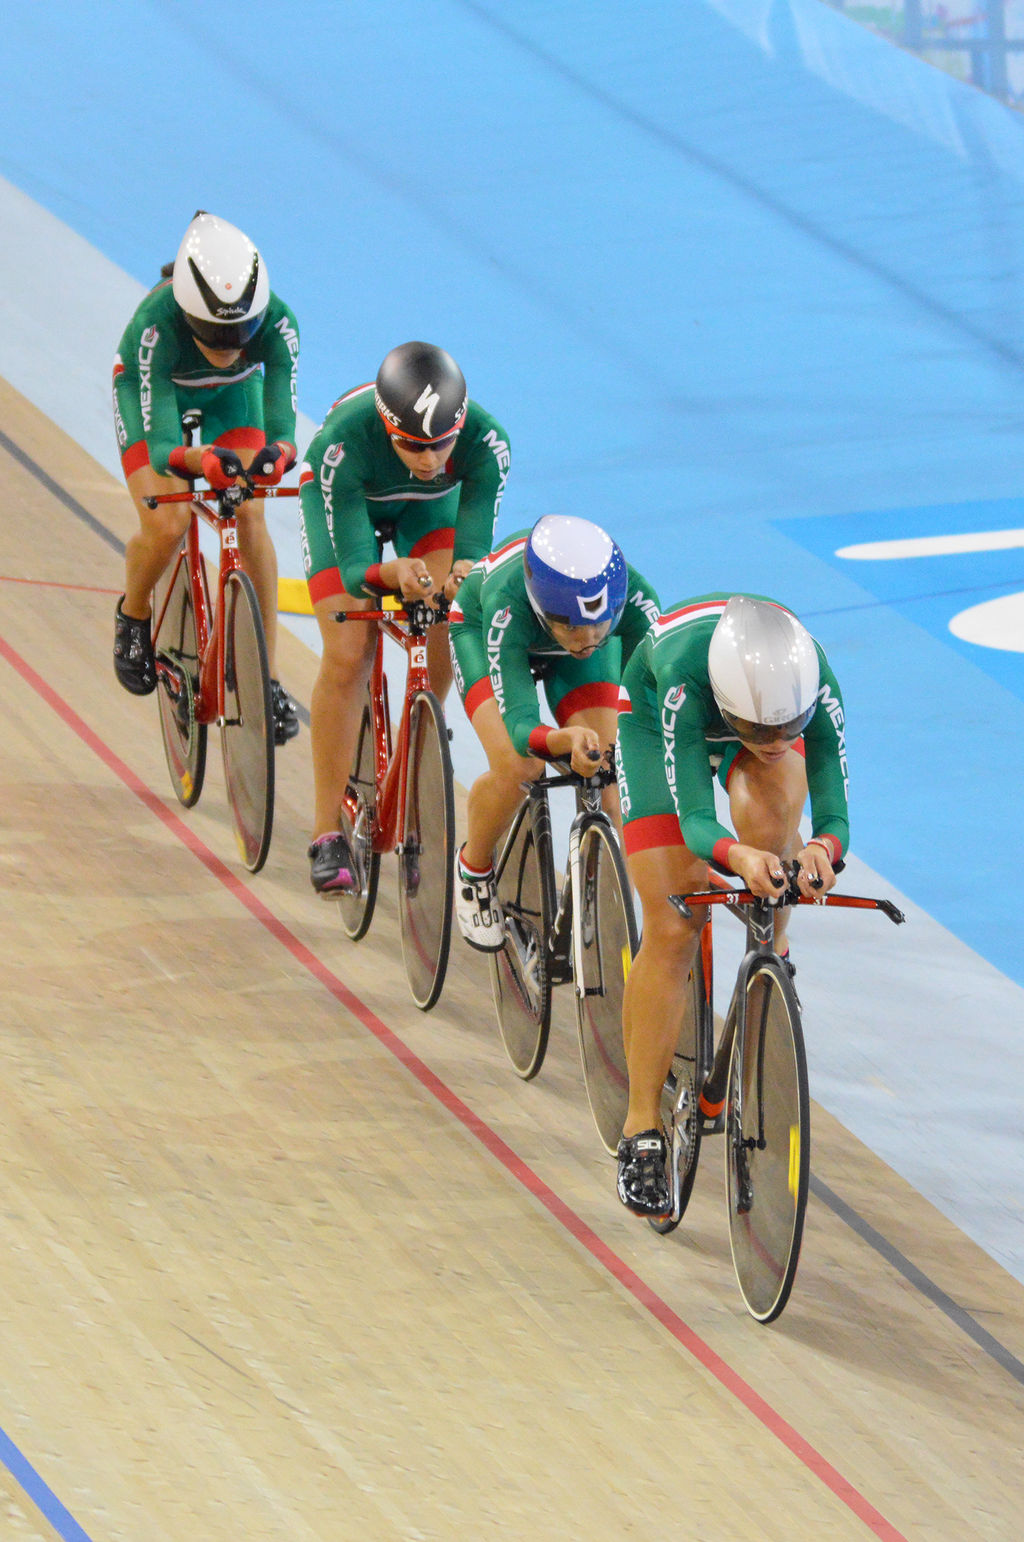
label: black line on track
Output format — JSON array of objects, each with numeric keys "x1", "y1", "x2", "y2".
[
  {"x1": 0, "y1": 425, "x2": 125, "y2": 555},
  {"x1": 811, "y1": 1174, "x2": 1024, "y2": 1386}
]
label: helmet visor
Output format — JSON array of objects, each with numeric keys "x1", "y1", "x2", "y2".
[
  {"x1": 187, "y1": 310, "x2": 265, "y2": 349},
  {"x1": 720, "y1": 702, "x2": 816, "y2": 744}
]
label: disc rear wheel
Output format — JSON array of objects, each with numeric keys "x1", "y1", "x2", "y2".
[
  {"x1": 398, "y1": 692, "x2": 455, "y2": 1011},
  {"x1": 489, "y1": 795, "x2": 553, "y2": 1079},
  {"x1": 649, "y1": 940, "x2": 707, "y2": 1234},
  {"x1": 573, "y1": 820, "x2": 637, "y2": 1155},
  {"x1": 338, "y1": 685, "x2": 382, "y2": 942},
  {"x1": 154, "y1": 554, "x2": 207, "y2": 808},
  {"x1": 220, "y1": 570, "x2": 274, "y2": 873}
]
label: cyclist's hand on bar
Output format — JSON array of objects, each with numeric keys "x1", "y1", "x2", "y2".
[
  {"x1": 248, "y1": 441, "x2": 289, "y2": 486},
  {"x1": 793, "y1": 842, "x2": 836, "y2": 897},
  {"x1": 201, "y1": 446, "x2": 246, "y2": 489},
  {"x1": 727, "y1": 844, "x2": 790, "y2": 899},
  {"x1": 547, "y1": 724, "x2": 602, "y2": 776},
  {"x1": 381, "y1": 557, "x2": 440, "y2": 606},
  {"x1": 443, "y1": 559, "x2": 474, "y2": 601}
]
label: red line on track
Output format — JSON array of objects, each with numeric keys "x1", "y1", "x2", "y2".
[
  {"x1": 0, "y1": 629, "x2": 907, "y2": 1542},
  {"x1": 1, "y1": 575, "x2": 120, "y2": 595}
]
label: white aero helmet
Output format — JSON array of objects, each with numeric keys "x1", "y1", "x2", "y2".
[
  {"x1": 707, "y1": 596, "x2": 820, "y2": 743},
  {"x1": 172, "y1": 211, "x2": 269, "y2": 348}
]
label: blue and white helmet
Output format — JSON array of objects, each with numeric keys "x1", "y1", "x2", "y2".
[{"x1": 523, "y1": 515, "x2": 628, "y2": 636}]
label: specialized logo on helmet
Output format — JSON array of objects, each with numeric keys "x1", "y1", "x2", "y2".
[
  {"x1": 414, "y1": 385, "x2": 441, "y2": 438},
  {"x1": 373, "y1": 388, "x2": 400, "y2": 427},
  {"x1": 187, "y1": 252, "x2": 260, "y2": 320}
]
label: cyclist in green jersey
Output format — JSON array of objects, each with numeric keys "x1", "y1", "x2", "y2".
[
  {"x1": 612, "y1": 594, "x2": 849, "y2": 1216},
  {"x1": 112, "y1": 211, "x2": 301, "y2": 742},
  {"x1": 448, "y1": 515, "x2": 660, "y2": 950},
  {"x1": 299, "y1": 342, "x2": 511, "y2": 895}
]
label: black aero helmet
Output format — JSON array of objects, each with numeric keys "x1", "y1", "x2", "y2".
[{"x1": 375, "y1": 341, "x2": 468, "y2": 444}]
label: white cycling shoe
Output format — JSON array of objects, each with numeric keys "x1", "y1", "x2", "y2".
[{"x1": 454, "y1": 847, "x2": 505, "y2": 952}]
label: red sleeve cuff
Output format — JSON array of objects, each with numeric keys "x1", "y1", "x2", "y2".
[
  {"x1": 363, "y1": 564, "x2": 385, "y2": 592},
  {"x1": 167, "y1": 445, "x2": 189, "y2": 475},
  {"x1": 809, "y1": 833, "x2": 842, "y2": 865},
  {"x1": 712, "y1": 836, "x2": 739, "y2": 871},
  {"x1": 528, "y1": 725, "x2": 555, "y2": 757}
]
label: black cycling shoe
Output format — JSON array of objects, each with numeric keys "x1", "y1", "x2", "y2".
[
  {"x1": 308, "y1": 831, "x2": 356, "y2": 895},
  {"x1": 616, "y1": 1129, "x2": 671, "y2": 1217},
  {"x1": 271, "y1": 679, "x2": 300, "y2": 745},
  {"x1": 113, "y1": 598, "x2": 157, "y2": 695}
]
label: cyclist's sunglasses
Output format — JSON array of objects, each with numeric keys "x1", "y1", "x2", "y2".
[
  {"x1": 721, "y1": 705, "x2": 815, "y2": 745},
  {"x1": 390, "y1": 431, "x2": 460, "y2": 456}
]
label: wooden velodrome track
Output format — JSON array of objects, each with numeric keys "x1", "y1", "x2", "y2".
[{"x1": 1, "y1": 376, "x2": 1022, "y2": 1541}]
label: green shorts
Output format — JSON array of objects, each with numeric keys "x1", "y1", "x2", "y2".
[
  {"x1": 301, "y1": 488, "x2": 461, "y2": 603},
  {"x1": 114, "y1": 369, "x2": 266, "y2": 478},
  {"x1": 449, "y1": 575, "x2": 622, "y2": 735},
  {"x1": 615, "y1": 680, "x2": 743, "y2": 855}
]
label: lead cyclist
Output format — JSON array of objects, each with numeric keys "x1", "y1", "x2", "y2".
[{"x1": 614, "y1": 594, "x2": 850, "y2": 1218}]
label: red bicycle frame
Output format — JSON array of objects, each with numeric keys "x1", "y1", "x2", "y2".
[
  {"x1": 342, "y1": 602, "x2": 435, "y2": 852},
  {"x1": 148, "y1": 484, "x2": 296, "y2": 723}
]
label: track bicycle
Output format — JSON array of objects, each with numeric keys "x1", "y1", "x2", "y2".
[
  {"x1": 334, "y1": 588, "x2": 455, "y2": 1012},
  {"x1": 654, "y1": 866, "x2": 904, "y2": 1324},
  {"x1": 146, "y1": 411, "x2": 296, "y2": 872},
  {"x1": 490, "y1": 758, "x2": 639, "y2": 1127}
]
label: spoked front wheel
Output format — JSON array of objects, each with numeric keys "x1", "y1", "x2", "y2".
[
  {"x1": 725, "y1": 959, "x2": 809, "y2": 1323},
  {"x1": 573, "y1": 820, "x2": 637, "y2": 1155},
  {"x1": 220, "y1": 570, "x2": 274, "y2": 873},
  {"x1": 338, "y1": 684, "x2": 382, "y2": 942},
  {"x1": 489, "y1": 794, "x2": 554, "y2": 1079},
  {"x1": 649, "y1": 937, "x2": 708, "y2": 1235},
  {"x1": 398, "y1": 691, "x2": 455, "y2": 1011},
  {"x1": 153, "y1": 555, "x2": 207, "y2": 808}
]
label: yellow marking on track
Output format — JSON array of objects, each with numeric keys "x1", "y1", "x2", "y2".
[
  {"x1": 789, "y1": 1124, "x2": 801, "y2": 1196},
  {"x1": 278, "y1": 576, "x2": 313, "y2": 615},
  {"x1": 279, "y1": 579, "x2": 404, "y2": 616}
]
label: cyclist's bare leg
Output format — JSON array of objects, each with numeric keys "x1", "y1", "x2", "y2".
[
  {"x1": 419, "y1": 544, "x2": 456, "y2": 701},
  {"x1": 463, "y1": 697, "x2": 545, "y2": 871},
  {"x1": 122, "y1": 463, "x2": 192, "y2": 619},
  {"x1": 565, "y1": 704, "x2": 621, "y2": 832},
  {"x1": 310, "y1": 588, "x2": 377, "y2": 839},
  {"x1": 728, "y1": 745, "x2": 807, "y2": 953},
  {"x1": 622, "y1": 842, "x2": 708, "y2": 1137}
]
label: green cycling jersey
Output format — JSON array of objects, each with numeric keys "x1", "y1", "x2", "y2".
[
  {"x1": 450, "y1": 531, "x2": 661, "y2": 757},
  {"x1": 617, "y1": 592, "x2": 850, "y2": 865},
  {"x1": 112, "y1": 279, "x2": 299, "y2": 476},
  {"x1": 299, "y1": 384, "x2": 510, "y2": 600}
]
